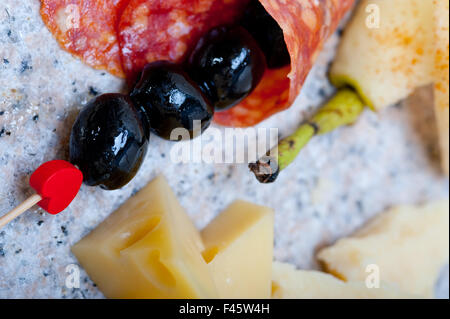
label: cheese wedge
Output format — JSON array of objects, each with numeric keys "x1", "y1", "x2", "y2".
[
  {"x1": 433, "y1": 0, "x2": 450, "y2": 176},
  {"x1": 272, "y1": 262, "x2": 414, "y2": 299},
  {"x1": 201, "y1": 200, "x2": 274, "y2": 299},
  {"x1": 317, "y1": 200, "x2": 449, "y2": 298},
  {"x1": 72, "y1": 176, "x2": 217, "y2": 299},
  {"x1": 330, "y1": 0, "x2": 435, "y2": 110}
]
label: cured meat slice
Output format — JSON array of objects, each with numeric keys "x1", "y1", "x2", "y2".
[
  {"x1": 41, "y1": 0, "x2": 130, "y2": 77},
  {"x1": 216, "y1": 0, "x2": 355, "y2": 127},
  {"x1": 118, "y1": 0, "x2": 251, "y2": 83}
]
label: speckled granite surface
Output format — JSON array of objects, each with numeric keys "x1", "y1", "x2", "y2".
[{"x1": 0, "y1": 1, "x2": 448, "y2": 299}]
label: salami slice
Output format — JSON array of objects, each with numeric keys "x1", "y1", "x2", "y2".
[
  {"x1": 216, "y1": 0, "x2": 355, "y2": 127},
  {"x1": 118, "y1": 0, "x2": 251, "y2": 83},
  {"x1": 41, "y1": 0, "x2": 130, "y2": 77}
]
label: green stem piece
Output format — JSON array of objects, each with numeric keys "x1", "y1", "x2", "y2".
[{"x1": 249, "y1": 89, "x2": 365, "y2": 183}]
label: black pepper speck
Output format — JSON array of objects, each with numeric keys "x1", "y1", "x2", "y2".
[
  {"x1": 88, "y1": 86, "x2": 99, "y2": 96},
  {"x1": 0, "y1": 245, "x2": 5, "y2": 257},
  {"x1": 318, "y1": 88, "x2": 327, "y2": 98},
  {"x1": 61, "y1": 226, "x2": 68, "y2": 236},
  {"x1": 37, "y1": 220, "x2": 44, "y2": 226},
  {"x1": 32, "y1": 114, "x2": 39, "y2": 121},
  {"x1": 3, "y1": 58, "x2": 9, "y2": 64},
  {"x1": 0, "y1": 128, "x2": 9, "y2": 137},
  {"x1": 20, "y1": 58, "x2": 32, "y2": 73}
]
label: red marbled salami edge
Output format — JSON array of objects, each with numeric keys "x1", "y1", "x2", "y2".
[{"x1": 41, "y1": 0, "x2": 130, "y2": 77}]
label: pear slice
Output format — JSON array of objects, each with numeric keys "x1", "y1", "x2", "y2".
[
  {"x1": 330, "y1": 0, "x2": 435, "y2": 110},
  {"x1": 432, "y1": 0, "x2": 449, "y2": 175}
]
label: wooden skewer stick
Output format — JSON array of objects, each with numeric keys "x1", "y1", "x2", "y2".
[{"x1": 0, "y1": 194, "x2": 43, "y2": 229}]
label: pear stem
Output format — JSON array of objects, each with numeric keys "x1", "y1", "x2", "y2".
[{"x1": 250, "y1": 89, "x2": 365, "y2": 183}]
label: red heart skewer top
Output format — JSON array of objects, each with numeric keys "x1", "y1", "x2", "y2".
[
  {"x1": 29, "y1": 160, "x2": 83, "y2": 215},
  {"x1": 0, "y1": 160, "x2": 83, "y2": 229}
]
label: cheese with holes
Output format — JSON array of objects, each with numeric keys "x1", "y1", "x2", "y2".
[
  {"x1": 72, "y1": 176, "x2": 217, "y2": 299},
  {"x1": 201, "y1": 200, "x2": 274, "y2": 298},
  {"x1": 272, "y1": 262, "x2": 414, "y2": 299},
  {"x1": 317, "y1": 200, "x2": 449, "y2": 298}
]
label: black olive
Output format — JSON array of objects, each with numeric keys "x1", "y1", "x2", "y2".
[
  {"x1": 130, "y1": 61, "x2": 214, "y2": 140},
  {"x1": 188, "y1": 26, "x2": 266, "y2": 112},
  {"x1": 69, "y1": 93, "x2": 149, "y2": 190},
  {"x1": 240, "y1": 0, "x2": 290, "y2": 69}
]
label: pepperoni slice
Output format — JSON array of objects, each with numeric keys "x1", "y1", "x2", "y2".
[
  {"x1": 41, "y1": 0, "x2": 130, "y2": 77},
  {"x1": 118, "y1": 0, "x2": 250, "y2": 83},
  {"x1": 216, "y1": 0, "x2": 355, "y2": 127}
]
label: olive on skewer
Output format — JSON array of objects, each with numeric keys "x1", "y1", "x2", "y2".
[
  {"x1": 188, "y1": 26, "x2": 266, "y2": 112},
  {"x1": 130, "y1": 61, "x2": 214, "y2": 140},
  {"x1": 70, "y1": 94, "x2": 149, "y2": 190}
]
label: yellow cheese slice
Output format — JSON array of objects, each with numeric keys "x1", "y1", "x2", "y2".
[
  {"x1": 330, "y1": 0, "x2": 435, "y2": 110},
  {"x1": 272, "y1": 262, "x2": 414, "y2": 299},
  {"x1": 433, "y1": 0, "x2": 450, "y2": 176},
  {"x1": 317, "y1": 200, "x2": 449, "y2": 298},
  {"x1": 72, "y1": 176, "x2": 217, "y2": 299},
  {"x1": 201, "y1": 200, "x2": 274, "y2": 299}
]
